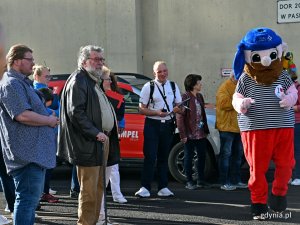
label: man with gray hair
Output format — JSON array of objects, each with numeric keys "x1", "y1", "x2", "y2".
[{"x1": 58, "y1": 45, "x2": 117, "y2": 225}]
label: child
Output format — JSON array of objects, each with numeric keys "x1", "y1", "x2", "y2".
[
  {"x1": 38, "y1": 87, "x2": 55, "y2": 116},
  {"x1": 37, "y1": 87, "x2": 59, "y2": 203}
]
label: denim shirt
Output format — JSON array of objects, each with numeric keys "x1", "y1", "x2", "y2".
[{"x1": 0, "y1": 69, "x2": 56, "y2": 173}]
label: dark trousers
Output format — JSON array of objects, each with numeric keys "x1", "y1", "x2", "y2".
[
  {"x1": 0, "y1": 150, "x2": 15, "y2": 212},
  {"x1": 43, "y1": 169, "x2": 53, "y2": 194},
  {"x1": 184, "y1": 138, "x2": 207, "y2": 182},
  {"x1": 218, "y1": 131, "x2": 243, "y2": 185},
  {"x1": 71, "y1": 165, "x2": 80, "y2": 192},
  {"x1": 141, "y1": 118, "x2": 174, "y2": 191}
]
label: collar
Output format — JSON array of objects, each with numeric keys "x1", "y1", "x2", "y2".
[
  {"x1": 33, "y1": 81, "x2": 47, "y2": 89},
  {"x1": 154, "y1": 78, "x2": 168, "y2": 86},
  {"x1": 7, "y1": 68, "x2": 33, "y2": 87}
]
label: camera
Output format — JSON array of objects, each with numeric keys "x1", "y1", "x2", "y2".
[{"x1": 161, "y1": 109, "x2": 167, "y2": 112}]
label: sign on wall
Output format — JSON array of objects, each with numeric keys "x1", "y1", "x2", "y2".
[
  {"x1": 221, "y1": 68, "x2": 232, "y2": 77},
  {"x1": 278, "y1": 0, "x2": 300, "y2": 23}
]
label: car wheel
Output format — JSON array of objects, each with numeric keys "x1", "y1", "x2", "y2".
[{"x1": 168, "y1": 141, "x2": 217, "y2": 183}]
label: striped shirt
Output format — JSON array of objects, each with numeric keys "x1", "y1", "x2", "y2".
[{"x1": 235, "y1": 70, "x2": 295, "y2": 131}]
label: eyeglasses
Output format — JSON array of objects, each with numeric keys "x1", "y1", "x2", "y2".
[
  {"x1": 88, "y1": 57, "x2": 105, "y2": 62},
  {"x1": 45, "y1": 75, "x2": 52, "y2": 80},
  {"x1": 102, "y1": 78, "x2": 111, "y2": 82},
  {"x1": 22, "y1": 57, "x2": 35, "y2": 62}
]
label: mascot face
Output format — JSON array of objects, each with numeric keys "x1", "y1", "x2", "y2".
[
  {"x1": 233, "y1": 27, "x2": 286, "y2": 85},
  {"x1": 244, "y1": 47, "x2": 283, "y2": 85}
]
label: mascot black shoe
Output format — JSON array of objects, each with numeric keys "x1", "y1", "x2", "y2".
[
  {"x1": 251, "y1": 203, "x2": 268, "y2": 220},
  {"x1": 269, "y1": 193, "x2": 287, "y2": 212}
]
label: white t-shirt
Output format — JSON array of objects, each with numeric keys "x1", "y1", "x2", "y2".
[{"x1": 139, "y1": 79, "x2": 182, "y2": 120}]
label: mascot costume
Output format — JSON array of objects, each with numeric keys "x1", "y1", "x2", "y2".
[{"x1": 232, "y1": 27, "x2": 298, "y2": 220}]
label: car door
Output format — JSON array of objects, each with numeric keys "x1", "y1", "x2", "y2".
[{"x1": 118, "y1": 84, "x2": 145, "y2": 159}]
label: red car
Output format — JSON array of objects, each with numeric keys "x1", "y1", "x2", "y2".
[{"x1": 49, "y1": 73, "x2": 220, "y2": 183}]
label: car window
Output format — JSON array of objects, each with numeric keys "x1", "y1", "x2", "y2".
[{"x1": 121, "y1": 88, "x2": 140, "y2": 113}]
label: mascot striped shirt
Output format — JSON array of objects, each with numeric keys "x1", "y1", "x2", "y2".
[{"x1": 235, "y1": 70, "x2": 295, "y2": 131}]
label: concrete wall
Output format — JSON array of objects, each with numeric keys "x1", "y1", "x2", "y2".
[
  {"x1": 141, "y1": 0, "x2": 300, "y2": 102},
  {"x1": 0, "y1": 0, "x2": 299, "y2": 103},
  {"x1": 0, "y1": 0, "x2": 142, "y2": 74}
]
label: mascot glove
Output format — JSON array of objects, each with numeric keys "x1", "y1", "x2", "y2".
[
  {"x1": 232, "y1": 93, "x2": 255, "y2": 114},
  {"x1": 279, "y1": 85, "x2": 298, "y2": 110}
]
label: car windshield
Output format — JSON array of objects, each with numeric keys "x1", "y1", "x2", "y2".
[{"x1": 116, "y1": 73, "x2": 151, "y2": 90}]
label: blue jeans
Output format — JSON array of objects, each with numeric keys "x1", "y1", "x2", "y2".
[
  {"x1": 294, "y1": 123, "x2": 300, "y2": 178},
  {"x1": 141, "y1": 118, "x2": 174, "y2": 191},
  {"x1": 0, "y1": 151, "x2": 15, "y2": 212},
  {"x1": 71, "y1": 165, "x2": 80, "y2": 192},
  {"x1": 218, "y1": 131, "x2": 243, "y2": 185},
  {"x1": 184, "y1": 138, "x2": 207, "y2": 182},
  {"x1": 11, "y1": 163, "x2": 46, "y2": 225}
]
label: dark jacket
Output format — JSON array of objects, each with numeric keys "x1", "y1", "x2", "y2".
[
  {"x1": 58, "y1": 68, "x2": 107, "y2": 166},
  {"x1": 105, "y1": 95, "x2": 124, "y2": 166},
  {"x1": 176, "y1": 92, "x2": 209, "y2": 140}
]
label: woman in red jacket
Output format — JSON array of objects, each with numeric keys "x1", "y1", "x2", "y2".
[{"x1": 176, "y1": 74, "x2": 210, "y2": 190}]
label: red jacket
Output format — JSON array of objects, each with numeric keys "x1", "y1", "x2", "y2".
[{"x1": 176, "y1": 92, "x2": 209, "y2": 139}]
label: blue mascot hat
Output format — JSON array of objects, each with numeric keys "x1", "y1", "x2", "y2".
[{"x1": 232, "y1": 27, "x2": 282, "y2": 80}]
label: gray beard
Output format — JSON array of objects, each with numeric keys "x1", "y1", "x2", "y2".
[{"x1": 86, "y1": 67, "x2": 102, "y2": 80}]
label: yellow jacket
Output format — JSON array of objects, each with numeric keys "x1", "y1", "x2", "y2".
[{"x1": 215, "y1": 77, "x2": 240, "y2": 133}]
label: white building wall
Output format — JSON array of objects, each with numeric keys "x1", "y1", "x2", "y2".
[{"x1": 0, "y1": 0, "x2": 299, "y2": 103}]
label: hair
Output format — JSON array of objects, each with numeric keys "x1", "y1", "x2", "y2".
[
  {"x1": 110, "y1": 72, "x2": 122, "y2": 94},
  {"x1": 77, "y1": 45, "x2": 104, "y2": 68},
  {"x1": 6, "y1": 44, "x2": 33, "y2": 69},
  {"x1": 32, "y1": 64, "x2": 50, "y2": 79},
  {"x1": 101, "y1": 66, "x2": 122, "y2": 94},
  {"x1": 101, "y1": 65, "x2": 110, "y2": 77},
  {"x1": 184, "y1": 74, "x2": 202, "y2": 92},
  {"x1": 153, "y1": 60, "x2": 166, "y2": 71},
  {"x1": 38, "y1": 87, "x2": 53, "y2": 102}
]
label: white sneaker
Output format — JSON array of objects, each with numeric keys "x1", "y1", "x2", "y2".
[
  {"x1": 49, "y1": 188, "x2": 57, "y2": 195},
  {"x1": 135, "y1": 187, "x2": 150, "y2": 198},
  {"x1": 233, "y1": 182, "x2": 248, "y2": 189},
  {"x1": 113, "y1": 196, "x2": 127, "y2": 203},
  {"x1": 220, "y1": 184, "x2": 236, "y2": 191},
  {"x1": 291, "y1": 178, "x2": 300, "y2": 186},
  {"x1": 157, "y1": 187, "x2": 174, "y2": 197},
  {"x1": 4, "y1": 205, "x2": 10, "y2": 212},
  {"x1": 0, "y1": 215, "x2": 11, "y2": 224}
]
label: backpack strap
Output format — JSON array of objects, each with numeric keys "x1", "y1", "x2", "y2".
[
  {"x1": 147, "y1": 80, "x2": 155, "y2": 107},
  {"x1": 147, "y1": 80, "x2": 177, "y2": 107},
  {"x1": 170, "y1": 81, "x2": 176, "y2": 102}
]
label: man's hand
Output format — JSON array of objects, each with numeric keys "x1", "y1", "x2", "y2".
[
  {"x1": 157, "y1": 109, "x2": 169, "y2": 117},
  {"x1": 96, "y1": 132, "x2": 108, "y2": 143},
  {"x1": 48, "y1": 115, "x2": 59, "y2": 128},
  {"x1": 118, "y1": 127, "x2": 125, "y2": 134},
  {"x1": 181, "y1": 137, "x2": 187, "y2": 143},
  {"x1": 172, "y1": 106, "x2": 181, "y2": 114}
]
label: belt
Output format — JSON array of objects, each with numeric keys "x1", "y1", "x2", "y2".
[
  {"x1": 146, "y1": 118, "x2": 173, "y2": 124},
  {"x1": 103, "y1": 130, "x2": 111, "y2": 136},
  {"x1": 161, "y1": 119, "x2": 173, "y2": 124}
]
